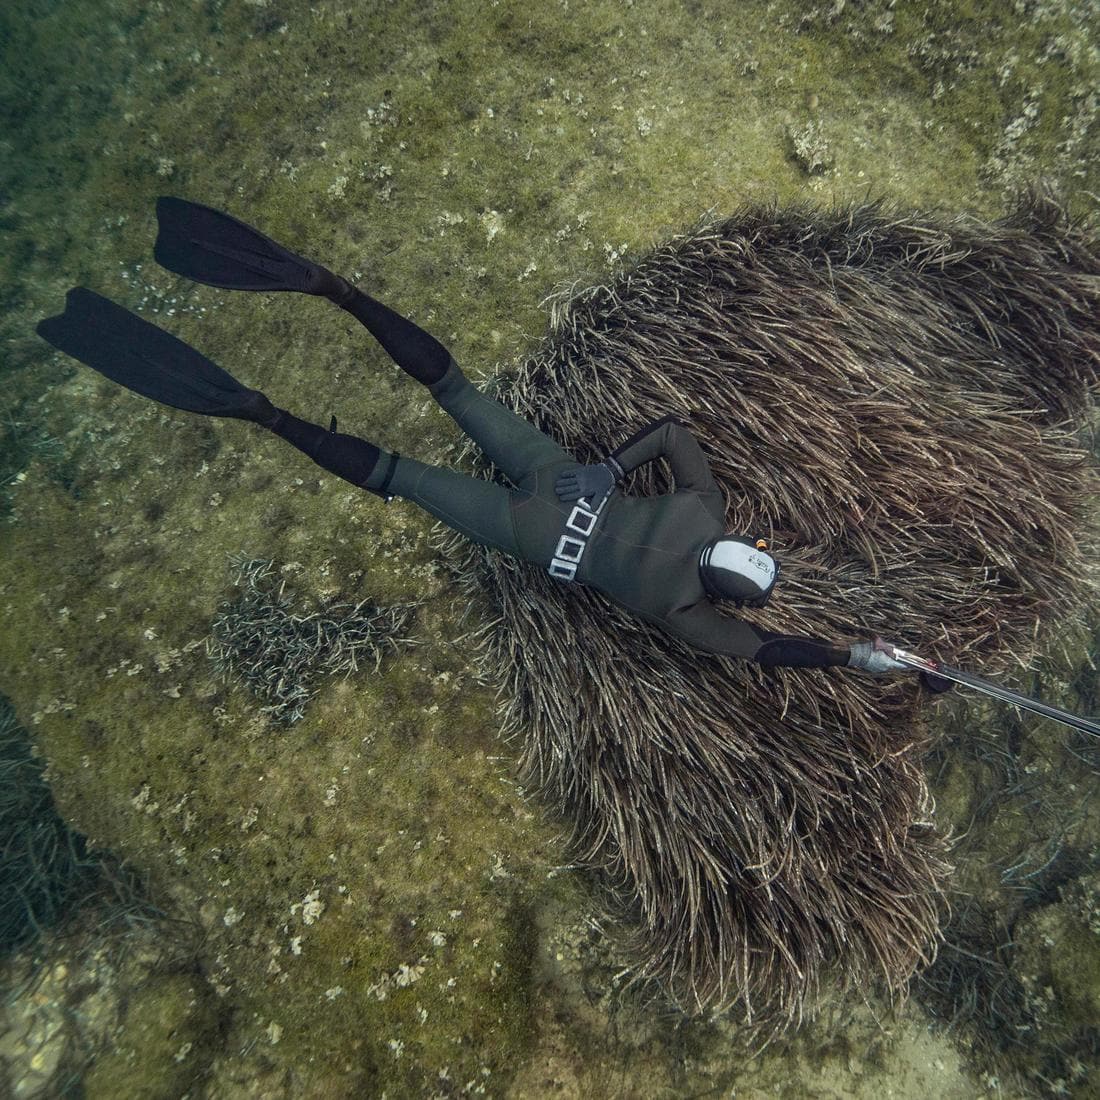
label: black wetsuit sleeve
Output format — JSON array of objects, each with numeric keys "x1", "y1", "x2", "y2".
[
  {"x1": 754, "y1": 630, "x2": 852, "y2": 669},
  {"x1": 665, "y1": 603, "x2": 851, "y2": 667},
  {"x1": 607, "y1": 415, "x2": 719, "y2": 495}
]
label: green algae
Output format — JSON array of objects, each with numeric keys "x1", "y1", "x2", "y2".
[
  {"x1": 0, "y1": 0, "x2": 1098, "y2": 1096},
  {"x1": 82, "y1": 968, "x2": 222, "y2": 1100}
]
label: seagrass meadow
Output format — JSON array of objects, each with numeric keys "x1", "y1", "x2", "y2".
[
  {"x1": 1, "y1": 0, "x2": 1099, "y2": 1096},
  {"x1": 440, "y1": 192, "x2": 1100, "y2": 1030}
]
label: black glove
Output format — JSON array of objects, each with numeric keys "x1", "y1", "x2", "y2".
[{"x1": 554, "y1": 462, "x2": 616, "y2": 503}]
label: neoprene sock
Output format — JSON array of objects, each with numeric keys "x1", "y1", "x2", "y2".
[
  {"x1": 266, "y1": 408, "x2": 384, "y2": 491},
  {"x1": 326, "y1": 279, "x2": 451, "y2": 386}
]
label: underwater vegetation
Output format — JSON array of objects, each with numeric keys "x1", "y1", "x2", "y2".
[
  {"x1": 0, "y1": 696, "x2": 151, "y2": 956},
  {"x1": 0, "y1": 695, "x2": 97, "y2": 955},
  {"x1": 208, "y1": 554, "x2": 422, "y2": 724},
  {"x1": 1, "y1": 0, "x2": 1098, "y2": 1092},
  {"x1": 916, "y1": 604, "x2": 1100, "y2": 1094},
  {"x1": 441, "y1": 191, "x2": 1100, "y2": 1033},
  {"x1": 0, "y1": 407, "x2": 65, "y2": 518}
]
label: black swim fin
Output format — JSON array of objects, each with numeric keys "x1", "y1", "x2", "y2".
[
  {"x1": 36, "y1": 288, "x2": 276, "y2": 422},
  {"x1": 154, "y1": 196, "x2": 343, "y2": 296},
  {"x1": 154, "y1": 196, "x2": 453, "y2": 387}
]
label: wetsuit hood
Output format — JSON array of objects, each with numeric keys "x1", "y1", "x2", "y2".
[{"x1": 699, "y1": 535, "x2": 779, "y2": 608}]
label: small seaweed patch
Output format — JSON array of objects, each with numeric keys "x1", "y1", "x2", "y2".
[{"x1": 207, "y1": 555, "x2": 422, "y2": 724}]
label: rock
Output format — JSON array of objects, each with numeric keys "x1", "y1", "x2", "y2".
[{"x1": 786, "y1": 120, "x2": 834, "y2": 174}]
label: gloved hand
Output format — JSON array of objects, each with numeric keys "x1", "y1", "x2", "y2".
[
  {"x1": 555, "y1": 462, "x2": 616, "y2": 504},
  {"x1": 847, "y1": 640, "x2": 908, "y2": 676}
]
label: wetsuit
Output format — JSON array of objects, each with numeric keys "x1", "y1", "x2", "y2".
[{"x1": 267, "y1": 289, "x2": 850, "y2": 670}]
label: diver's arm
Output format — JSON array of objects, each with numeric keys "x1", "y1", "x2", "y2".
[
  {"x1": 665, "y1": 603, "x2": 850, "y2": 667},
  {"x1": 555, "y1": 415, "x2": 724, "y2": 508},
  {"x1": 605, "y1": 415, "x2": 719, "y2": 494}
]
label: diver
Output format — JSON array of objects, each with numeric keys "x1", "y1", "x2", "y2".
[{"x1": 37, "y1": 197, "x2": 925, "y2": 678}]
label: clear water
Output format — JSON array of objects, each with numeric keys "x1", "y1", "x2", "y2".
[{"x1": 1, "y1": 1, "x2": 1097, "y2": 1096}]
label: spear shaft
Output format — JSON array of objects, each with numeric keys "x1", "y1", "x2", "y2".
[{"x1": 874, "y1": 637, "x2": 1100, "y2": 738}]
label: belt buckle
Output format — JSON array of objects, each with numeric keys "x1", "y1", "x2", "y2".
[
  {"x1": 554, "y1": 535, "x2": 585, "y2": 563},
  {"x1": 566, "y1": 505, "x2": 597, "y2": 536}
]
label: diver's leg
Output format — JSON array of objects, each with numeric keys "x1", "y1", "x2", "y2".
[
  {"x1": 328, "y1": 285, "x2": 571, "y2": 482},
  {"x1": 329, "y1": 283, "x2": 453, "y2": 386},
  {"x1": 264, "y1": 409, "x2": 522, "y2": 552},
  {"x1": 382, "y1": 457, "x2": 523, "y2": 552},
  {"x1": 152, "y1": 199, "x2": 570, "y2": 478},
  {"x1": 425, "y1": 361, "x2": 572, "y2": 483},
  {"x1": 265, "y1": 409, "x2": 389, "y2": 497}
]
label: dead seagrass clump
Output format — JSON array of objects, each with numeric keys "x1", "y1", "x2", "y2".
[
  {"x1": 208, "y1": 556, "x2": 421, "y2": 724},
  {"x1": 437, "y1": 191, "x2": 1100, "y2": 1033}
]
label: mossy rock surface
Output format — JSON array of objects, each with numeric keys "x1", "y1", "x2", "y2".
[{"x1": 83, "y1": 970, "x2": 221, "y2": 1100}]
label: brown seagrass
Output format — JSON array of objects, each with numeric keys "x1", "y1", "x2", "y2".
[{"x1": 437, "y1": 192, "x2": 1100, "y2": 1032}]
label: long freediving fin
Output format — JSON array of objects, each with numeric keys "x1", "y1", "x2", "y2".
[
  {"x1": 153, "y1": 196, "x2": 454, "y2": 385},
  {"x1": 36, "y1": 288, "x2": 276, "y2": 422},
  {"x1": 154, "y1": 196, "x2": 344, "y2": 296},
  {"x1": 875, "y1": 638, "x2": 1100, "y2": 738}
]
